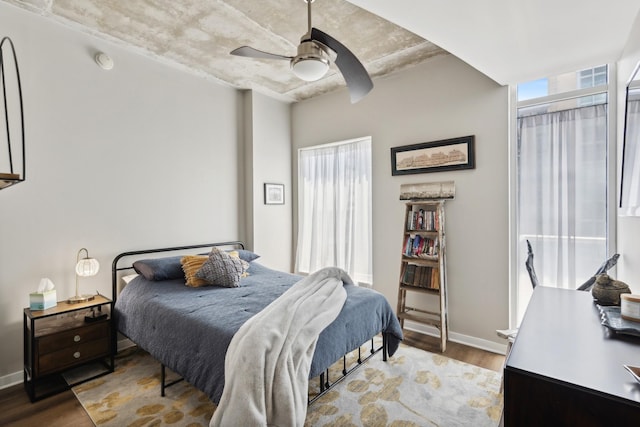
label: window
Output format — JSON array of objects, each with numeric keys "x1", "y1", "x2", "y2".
[
  {"x1": 295, "y1": 137, "x2": 372, "y2": 285},
  {"x1": 580, "y1": 65, "x2": 607, "y2": 88},
  {"x1": 514, "y1": 66, "x2": 610, "y2": 323},
  {"x1": 578, "y1": 65, "x2": 608, "y2": 106}
]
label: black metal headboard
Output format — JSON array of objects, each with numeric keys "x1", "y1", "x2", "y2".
[{"x1": 111, "y1": 241, "x2": 245, "y2": 304}]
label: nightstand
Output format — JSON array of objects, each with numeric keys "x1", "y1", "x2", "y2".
[{"x1": 23, "y1": 294, "x2": 114, "y2": 402}]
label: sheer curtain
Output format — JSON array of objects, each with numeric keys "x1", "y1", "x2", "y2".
[
  {"x1": 295, "y1": 138, "x2": 372, "y2": 285},
  {"x1": 620, "y1": 93, "x2": 640, "y2": 216},
  {"x1": 516, "y1": 104, "x2": 608, "y2": 320}
]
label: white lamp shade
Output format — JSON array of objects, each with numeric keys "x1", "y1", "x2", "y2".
[
  {"x1": 76, "y1": 257, "x2": 100, "y2": 277},
  {"x1": 291, "y1": 58, "x2": 329, "y2": 82}
]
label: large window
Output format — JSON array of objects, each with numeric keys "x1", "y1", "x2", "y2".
[
  {"x1": 295, "y1": 137, "x2": 372, "y2": 285},
  {"x1": 514, "y1": 66, "x2": 610, "y2": 322}
]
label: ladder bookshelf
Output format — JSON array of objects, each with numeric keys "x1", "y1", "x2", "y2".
[{"x1": 397, "y1": 200, "x2": 448, "y2": 351}]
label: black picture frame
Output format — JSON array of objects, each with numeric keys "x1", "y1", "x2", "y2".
[
  {"x1": 391, "y1": 135, "x2": 475, "y2": 176},
  {"x1": 264, "y1": 183, "x2": 285, "y2": 205}
]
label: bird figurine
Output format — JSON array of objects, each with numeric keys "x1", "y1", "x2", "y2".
[{"x1": 591, "y1": 273, "x2": 631, "y2": 306}]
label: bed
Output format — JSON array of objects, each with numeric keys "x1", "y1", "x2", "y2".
[{"x1": 111, "y1": 241, "x2": 403, "y2": 406}]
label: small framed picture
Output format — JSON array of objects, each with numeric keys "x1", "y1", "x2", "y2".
[{"x1": 264, "y1": 183, "x2": 285, "y2": 205}]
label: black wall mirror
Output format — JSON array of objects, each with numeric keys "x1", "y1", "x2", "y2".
[
  {"x1": 619, "y1": 62, "x2": 640, "y2": 215},
  {"x1": 0, "y1": 36, "x2": 25, "y2": 190}
]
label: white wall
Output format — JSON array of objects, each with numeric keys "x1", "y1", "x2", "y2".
[
  {"x1": 292, "y1": 54, "x2": 509, "y2": 351},
  {"x1": 0, "y1": 3, "x2": 246, "y2": 383},
  {"x1": 617, "y1": 11, "x2": 640, "y2": 292},
  {"x1": 243, "y1": 91, "x2": 293, "y2": 271}
]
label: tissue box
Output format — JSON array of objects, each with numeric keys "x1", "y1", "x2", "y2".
[{"x1": 29, "y1": 290, "x2": 57, "y2": 310}]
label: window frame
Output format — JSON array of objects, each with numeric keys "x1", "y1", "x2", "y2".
[{"x1": 507, "y1": 64, "x2": 617, "y2": 328}]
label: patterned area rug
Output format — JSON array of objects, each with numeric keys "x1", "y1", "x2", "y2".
[{"x1": 73, "y1": 342, "x2": 502, "y2": 427}]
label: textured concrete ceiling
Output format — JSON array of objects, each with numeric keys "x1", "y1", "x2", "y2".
[{"x1": 7, "y1": 0, "x2": 447, "y2": 103}]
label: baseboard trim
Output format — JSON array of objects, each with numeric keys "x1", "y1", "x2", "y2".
[
  {"x1": 404, "y1": 320, "x2": 508, "y2": 355},
  {"x1": 0, "y1": 371, "x2": 23, "y2": 390},
  {"x1": 0, "y1": 337, "x2": 138, "y2": 391}
]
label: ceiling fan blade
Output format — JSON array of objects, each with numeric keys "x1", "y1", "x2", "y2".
[
  {"x1": 230, "y1": 46, "x2": 292, "y2": 61},
  {"x1": 311, "y1": 28, "x2": 373, "y2": 103}
]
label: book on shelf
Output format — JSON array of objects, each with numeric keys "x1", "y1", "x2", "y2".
[
  {"x1": 412, "y1": 235, "x2": 421, "y2": 256},
  {"x1": 415, "y1": 266, "x2": 424, "y2": 287},
  {"x1": 431, "y1": 267, "x2": 440, "y2": 290},
  {"x1": 402, "y1": 235, "x2": 439, "y2": 258},
  {"x1": 407, "y1": 207, "x2": 439, "y2": 232},
  {"x1": 403, "y1": 264, "x2": 416, "y2": 284},
  {"x1": 422, "y1": 267, "x2": 431, "y2": 288},
  {"x1": 402, "y1": 264, "x2": 440, "y2": 290}
]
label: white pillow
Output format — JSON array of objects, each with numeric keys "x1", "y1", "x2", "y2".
[{"x1": 122, "y1": 273, "x2": 139, "y2": 285}]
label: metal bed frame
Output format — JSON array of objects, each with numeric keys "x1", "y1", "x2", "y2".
[{"x1": 111, "y1": 241, "x2": 389, "y2": 405}]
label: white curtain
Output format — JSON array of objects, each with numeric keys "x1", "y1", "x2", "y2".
[
  {"x1": 295, "y1": 138, "x2": 372, "y2": 285},
  {"x1": 620, "y1": 94, "x2": 640, "y2": 216},
  {"x1": 516, "y1": 104, "x2": 608, "y2": 320}
]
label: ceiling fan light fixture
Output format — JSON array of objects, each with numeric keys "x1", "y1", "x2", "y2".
[
  {"x1": 291, "y1": 57, "x2": 329, "y2": 81},
  {"x1": 229, "y1": 0, "x2": 373, "y2": 102},
  {"x1": 290, "y1": 41, "x2": 330, "y2": 82}
]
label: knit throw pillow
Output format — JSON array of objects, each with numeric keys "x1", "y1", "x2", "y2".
[
  {"x1": 227, "y1": 251, "x2": 250, "y2": 277},
  {"x1": 180, "y1": 255, "x2": 209, "y2": 288},
  {"x1": 195, "y1": 247, "x2": 244, "y2": 288}
]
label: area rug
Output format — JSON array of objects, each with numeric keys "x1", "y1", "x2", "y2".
[{"x1": 72, "y1": 343, "x2": 503, "y2": 427}]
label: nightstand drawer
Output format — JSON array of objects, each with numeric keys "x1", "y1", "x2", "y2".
[
  {"x1": 37, "y1": 337, "x2": 110, "y2": 376},
  {"x1": 37, "y1": 321, "x2": 109, "y2": 354}
]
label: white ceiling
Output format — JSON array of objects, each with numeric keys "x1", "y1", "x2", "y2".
[{"x1": 346, "y1": 0, "x2": 640, "y2": 85}]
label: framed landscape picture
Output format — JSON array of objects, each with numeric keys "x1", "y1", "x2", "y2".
[{"x1": 391, "y1": 135, "x2": 475, "y2": 176}]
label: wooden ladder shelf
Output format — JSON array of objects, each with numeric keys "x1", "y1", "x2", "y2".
[{"x1": 396, "y1": 200, "x2": 449, "y2": 352}]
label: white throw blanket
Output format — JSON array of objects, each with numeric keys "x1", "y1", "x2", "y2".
[{"x1": 209, "y1": 267, "x2": 351, "y2": 427}]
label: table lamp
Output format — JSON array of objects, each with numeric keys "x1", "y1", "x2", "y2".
[{"x1": 68, "y1": 248, "x2": 99, "y2": 303}]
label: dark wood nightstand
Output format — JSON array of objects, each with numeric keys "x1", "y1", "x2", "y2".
[{"x1": 23, "y1": 294, "x2": 114, "y2": 402}]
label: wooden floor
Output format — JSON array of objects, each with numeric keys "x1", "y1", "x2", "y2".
[{"x1": 0, "y1": 331, "x2": 505, "y2": 427}]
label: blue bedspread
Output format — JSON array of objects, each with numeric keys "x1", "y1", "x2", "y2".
[{"x1": 115, "y1": 262, "x2": 403, "y2": 404}]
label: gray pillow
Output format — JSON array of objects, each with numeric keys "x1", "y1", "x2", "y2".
[
  {"x1": 234, "y1": 249, "x2": 260, "y2": 263},
  {"x1": 133, "y1": 256, "x2": 183, "y2": 281},
  {"x1": 196, "y1": 248, "x2": 244, "y2": 287}
]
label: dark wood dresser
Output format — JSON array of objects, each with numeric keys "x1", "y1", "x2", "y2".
[{"x1": 504, "y1": 286, "x2": 640, "y2": 426}]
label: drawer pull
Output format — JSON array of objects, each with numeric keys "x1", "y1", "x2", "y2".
[
  {"x1": 73, "y1": 351, "x2": 81, "y2": 359},
  {"x1": 74, "y1": 335, "x2": 81, "y2": 342}
]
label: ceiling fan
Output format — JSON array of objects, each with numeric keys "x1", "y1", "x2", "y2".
[{"x1": 230, "y1": 0, "x2": 373, "y2": 104}]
